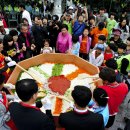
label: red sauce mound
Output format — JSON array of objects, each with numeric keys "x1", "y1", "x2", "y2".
[{"x1": 48, "y1": 75, "x2": 70, "y2": 95}]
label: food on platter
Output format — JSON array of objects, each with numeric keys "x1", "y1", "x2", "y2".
[
  {"x1": 53, "y1": 97, "x2": 63, "y2": 115},
  {"x1": 61, "y1": 64, "x2": 78, "y2": 76},
  {"x1": 14, "y1": 62, "x2": 99, "y2": 115},
  {"x1": 48, "y1": 75, "x2": 71, "y2": 95}
]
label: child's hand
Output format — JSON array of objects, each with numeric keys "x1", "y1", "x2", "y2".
[
  {"x1": 22, "y1": 46, "x2": 26, "y2": 51},
  {"x1": 11, "y1": 51, "x2": 17, "y2": 56}
]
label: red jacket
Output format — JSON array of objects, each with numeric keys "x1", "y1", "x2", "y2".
[{"x1": 99, "y1": 83, "x2": 128, "y2": 115}]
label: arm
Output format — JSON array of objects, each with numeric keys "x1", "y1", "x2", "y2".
[
  {"x1": 83, "y1": 7, "x2": 88, "y2": 21},
  {"x1": 68, "y1": 35, "x2": 72, "y2": 51},
  {"x1": 96, "y1": 55, "x2": 104, "y2": 66},
  {"x1": 73, "y1": 9, "x2": 78, "y2": 23}
]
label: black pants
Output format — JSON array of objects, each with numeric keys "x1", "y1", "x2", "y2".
[
  {"x1": 79, "y1": 53, "x2": 89, "y2": 60},
  {"x1": 106, "y1": 115, "x2": 115, "y2": 128}
]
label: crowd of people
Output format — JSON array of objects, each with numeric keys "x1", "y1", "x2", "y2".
[{"x1": 0, "y1": 1, "x2": 130, "y2": 130}]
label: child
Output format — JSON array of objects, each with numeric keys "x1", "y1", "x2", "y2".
[
  {"x1": 89, "y1": 44, "x2": 104, "y2": 67},
  {"x1": 71, "y1": 35, "x2": 80, "y2": 56},
  {"x1": 93, "y1": 35, "x2": 108, "y2": 52},
  {"x1": 0, "y1": 39, "x2": 16, "y2": 82},
  {"x1": 103, "y1": 43, "x2": 114, "y2": 64},
  {"x1": 126, "y1": 37, "x2": 130, "y2": 54},
  {"x1": 105, "y1": 58, "x2": 121, "y2": 83},
  {"x1": 79, "y1": 27, "x2": 91, "y2": 60},
  {"x1": 89, "y1": 88, "x2": 109, "y2": 126},
  {"x1": 3, "y1": 35, "x2": 19, "y2": 62},
  {"x1": 41, "y1": 39, "x2": 53, "y2": 54},
  {"x1": 114, "y1": 43, "x2": 127, "y2": 59}
]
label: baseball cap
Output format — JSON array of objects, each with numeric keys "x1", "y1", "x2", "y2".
[
  {"x1": 96, "y1": 44, "x2": 104, "y2": 51},
  {"x1": 113, "y1": 29, "x2": 122, "y2": 36},
  {"x1": 68, "y1": 6, "x2": 74, "y2": 10}
]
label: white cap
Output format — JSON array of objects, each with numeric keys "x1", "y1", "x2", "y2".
[
  {"x1": 68, "y1": 6, "x2": 73, "y2": 10},
  {"x1": 0, "y1": 21, "x2": 3, "y2": 26}
]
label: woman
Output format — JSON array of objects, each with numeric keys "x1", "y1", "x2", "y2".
[
  {"x1": 56, "y1": 24, "x2": 72, "y2": 53},
  {"x1": 79, "y1": 27, "x2": 91, "y2": 60},
  {"x1": 114, "y1": 18, "x2": 129, "y2": 43}
]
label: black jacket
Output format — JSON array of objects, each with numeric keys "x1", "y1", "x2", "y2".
[
  {"x1": 31, "y1": 24, "x2": 48, "y2": 47},
  {"x1": 9, "y1": 102, "x2": 56, "y2": 130},
  {"x1": 59, "y1": 110, "x2": 105, "y2": 130}
]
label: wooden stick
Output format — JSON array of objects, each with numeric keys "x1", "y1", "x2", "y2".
[
  {"x1": 89, "y1": 79, "x2": 100, "y2": 85},
  {"x1": 16, "y1": 63, "x2": 43, "y2": 84}
]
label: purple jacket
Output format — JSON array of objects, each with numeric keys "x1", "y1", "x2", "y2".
[{"x1": 56, "y1": 32, "x2": 72, "y2": 53}]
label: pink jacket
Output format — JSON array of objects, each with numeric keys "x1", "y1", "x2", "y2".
[
  {"x1": 56, "y1": 32, "x2": 72, "y2": 53},
  {"x1": 79, "y1": 35, "x2": 92, "y2": 54}
]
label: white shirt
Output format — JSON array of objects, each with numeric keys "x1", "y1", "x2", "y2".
[
  {"x1": 89, "y1": 50, "x2": 104, "y2": 67},
  {"x1": 22, "y1": 10, "x2": 32, "y2": 26}
]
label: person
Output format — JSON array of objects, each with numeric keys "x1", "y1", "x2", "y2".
[
  {"x1": 116, "y1": 54, "x2": 130, "y2": 75},
  {"x1": 71, "y1": 35, "x2": 80, "y2": 56},
  {"x1": 89, "y1": 88, "x2": 109, "y2": 126},
  {"x1": 103, "y1": 43, "x2": 114, "y2": 64},
  {"x1": 48, "y1": 15, "x2": 61, "y2": 48},
  {"x1": 59, "y1": 85, "x2": 105, "y2": 130},
  {"x1": 125, "y1": 120, "x2": 130, "y2": 130},
  {"x1": 3, "y1": 35, "x2": 19, "y2": 62},
  {"x1": 126, "y1": 37, "x2": 130, "y2": 54},
  {"x1": 9, "y1": 30, "x2": 22, "y2": 61},
  {"x1": 98, "y1": 67, "x2": 128, "y2": 129},
  {"x1": 0, "y1": 74, "x2": 17, "y2": 130},
  {"x1": 73, "y1": 7, "x2": 88, "y2": 37},
  {"x1": 31, "y1": 15, "x2": 48, "y2": 54},
  {"x1": 19, "y1": 3, "x2": 32, "y2": 26},
  {"x1": 88, "y1": 16, "x2": 96, "y2": 31},
  {"x1": 105, "y1": 58, "x2": 121, "y2": 83},
  {"x1": 79, "y1": 27, "x2": 91, "y2": 60},
  {"x1": 56, "y1": 24, "x2": 72, "y2": 53},
  {"x1": 62, "y1": 13, "x2": 73, "y2": 35},
  {"x1": 9, "y1": 79, "x2": 56, "y2": 130},
  {"x1": 73, "y1": 14, "x2": 86, "y2": 37},
  {"x1": 41, "y1": 39, "x2": 53, "y2": 54},
  {"x1": 114, "y1": 43, "x2": 127, "y2": 60},
  {"x1": 90, "y1": 22, "x2": 108, "y2": 48},
  {"x1": 18, "y1": 24, "x2": 36, "y2": 59},
  {"x1": 95, "y1": 7, "x2": 107, "y2": 26},
  {"x1": 93, "y1": 35, "x2": 108, "y2": 52},
  {"x1": 114, "y1": 18, "x2": 129, "y2": 43},
  {"x1": 106, "y1": 13, "x2": 117, "y2": 40},
  {"x1": 89, "y1": 44, "x2": 104, "y2": 67},
  {"x1": 0, "y1": 39, "x2": 16, "y2": 82},
  {"x1": 109, "y1": 29, "x2": 123, "y2": 47}
]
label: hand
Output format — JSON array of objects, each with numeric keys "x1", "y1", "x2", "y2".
[
  {"x1": 7, "y1": 61, "x2": 16, "y2": 67},
  {"x1": 22, "y1": 46, "x2": 26, "y2": 51},
  {"x1": 4, "y1": 83, "x2": 15, "y2": 90},
  {"x1": 5, "y1": 57, "x2": 12, "y2": 62},
  {"x1": 11, "y1": 51, "x2": 17, "y2": 56},
  {"x1": 41, "y1": 96, "x2": 52, "y2": 110}
]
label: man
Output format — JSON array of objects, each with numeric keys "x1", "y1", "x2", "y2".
[
  {"x1": 96, "y1": 7, "x2": 107, "y2": 26},
  {"x1": 90, "y1": 22, "x2": 108, "y2": 48},
  {"x1": 31, "y1": 15, "x2": 48, "y2": 54},
  {"x1": 48, "y1": 15, "x2": 61, "y2": 48},
  {"x1": 18, "y1": 24, "x2": 36, "y2": 59},
  {"x1": 106, "y1": 13, "x2": 117, "y2": 40},
  {"x1": 73, "y1": 7, "x2": 88, "y2": 36},
  {"x1": 99, "y1": 67, "x2": 128, "y2": 129},
  {"x1": 59, "y1": 85, "x2": 105, "y2": 130},
  {"x1": 9, "y1": 79, "x2": 55, "y2": 130},
  {"x1": 19, "y1": 3, "x2": 32, "y2": 26}
]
